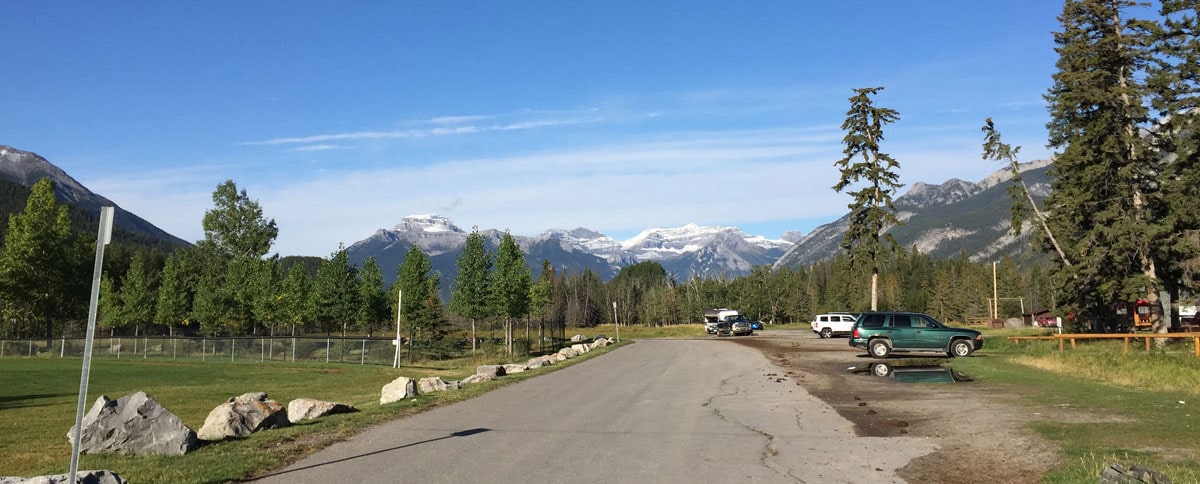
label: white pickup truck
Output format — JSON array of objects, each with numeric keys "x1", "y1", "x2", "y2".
[{"x1": 810, "y1": 313, "x2": 857, "y2": 338}]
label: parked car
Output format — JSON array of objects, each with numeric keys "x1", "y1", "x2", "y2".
[
  {"x1": 849, "y1": 312, "x2": 983, "y2": 358},
  {"x1": 810, "y1": 312, "x2": 857, "y2": 338},
  {"x1": 716, "y1": 316, "x2": 754, "y2": 336},
  {"x1": 749, "y1": 320, "x2": 763, "y2": 331}
]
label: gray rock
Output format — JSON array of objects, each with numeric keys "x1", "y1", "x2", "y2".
[
  {"x1": 1100, "y1": 463, "x2": 1171, "y2": 484},
  {"x1": 380, "y1": 377, "x2": 417, "y2": 404},
  {"x1": 67, "y1": 392, "x2": 196, "y2": 455},
  {"x1": 502, "y1": 363, "x2": 527, "y2": 374},
  {"x1": 417, "y1": 377, "x2": 461, "y2": 393},
  {"x1": 476, "y1": 365, "x2": 507, "y2": 378},
  {"x1": 558, "y1": 347, "x2": 580, "y2": 359},
  {"x1": 197, "y1": 392, "x2": 289, "y2": 441},
  {"x1": 286, "y1": 398, "x2": 357, "y2": 423},
  {"x1": 460, "y1": 374, "x2": 493, "y2": 385},
  {"x1": 525, "y1": 358, "x2": 545, "y2": 369},
  {"x1": 0, "y1": 470, "x2": 125, "y2": 484},
  {"x1": 590, "y1": 337, "x2": 609, "y2": 349},
  {"x1": 570, "y1": 334, "x2": 587, "y2": 343},
  {"x1": 571, "y1": 343, "x2": 589, "y2": 354}
]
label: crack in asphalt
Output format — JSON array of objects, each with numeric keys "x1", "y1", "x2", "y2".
[{"x1": 702, "y1": 374, "x2": 807, "y2": 483}]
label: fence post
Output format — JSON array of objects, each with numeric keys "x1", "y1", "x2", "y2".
[
  {"x1": 361, "y1": 339, "x2": 366, "y2": 365},
  {"x1": 260, "y1": 338, "x2": 265, "y2": 362},
  {"x1": 144, "y1": 337, "x2": 148, "y2": 359},
  {"x1": 232, "y1": 338, "x2": 236, "y2": 362},
  {"x1": 61, "y1": 337, "x2": 66, "y2": 358},
  {"x1": 202, "y1": 339, "x2": 206, "y2": 361},
  {"x1": 325, "y1": 338, "x2": 330, "y2": 364}
]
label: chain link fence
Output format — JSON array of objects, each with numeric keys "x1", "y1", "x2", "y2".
[{"x1": 0, "y1": 336, "x2": 415, "y2": 366}]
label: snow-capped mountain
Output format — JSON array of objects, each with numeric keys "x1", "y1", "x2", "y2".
[{"x1": 345, "y1": 216, "x2": 795, "y2": 287}]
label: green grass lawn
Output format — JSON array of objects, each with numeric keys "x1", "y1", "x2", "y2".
[
  {"x1": 0, "y1": 344, "x2": 615, "y2": 483},
  {"x1": 951, "y1": 334, "x2": 1200, "y2": 482}
]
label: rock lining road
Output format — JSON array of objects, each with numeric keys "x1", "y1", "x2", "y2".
[{"x1": 254, "y1": 337, "x2": 939, "y2": 483}]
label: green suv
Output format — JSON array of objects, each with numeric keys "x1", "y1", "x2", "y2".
[{"x1": 849, "y1": 312, "x2": 983, "y2": 358}]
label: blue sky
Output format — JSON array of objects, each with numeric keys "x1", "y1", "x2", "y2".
[{"x1": 2, "y1": 1, "x2": 1065, "y2": 257}]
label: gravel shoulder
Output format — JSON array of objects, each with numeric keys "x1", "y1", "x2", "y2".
[{"x1": 732, "y1": 329, "x2": 1061, "y2": 483}]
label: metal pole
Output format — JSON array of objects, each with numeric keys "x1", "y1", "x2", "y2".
[
  {"x1": 613, "y1": 301, "x2": 619, "y2": 343},
  {"x1": 361, "y1": 339, "x2": 366, "y2": 365},
  {"x1": 69, "y1": 206, "x2": 113, "y2": 481},
  {"x1": 393, "y1": 290, "x2": 402, "y2": 368},
  {"x1": 325, "y1": 338, "x2": 330, "y2": 364}
]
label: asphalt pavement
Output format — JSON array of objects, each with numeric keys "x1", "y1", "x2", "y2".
[{"x1": 252, "y1": 338, "x2": 936, "y2": 483}]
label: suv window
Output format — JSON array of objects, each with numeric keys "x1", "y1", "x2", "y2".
[
  {"x1": 859, "y1": 313, "x2": 886, "y2": 328},
  {"x1": 892, "y1": 314, "x2": 912, "y2": 327}
]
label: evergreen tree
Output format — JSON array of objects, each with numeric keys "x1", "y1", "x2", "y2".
[
  {"x1": 0, "y1": 179, "x2": 89, "y2": 341},
  {"x1": 1147, "y1": 0, "x2": 1200, "y2": 302},
  {"x1": 449, "y1": 229, "x2": 492, "y2": 352},
  {"x1": 833, "y1": 87, "x2": 903, "y2": 311},
  {"x1": 1045, "y1": 0, "x2": 1167, "y2": 331},
  {"x1": 529, "y1": 260, "x2": 554, "y2": 350},
  {"x1": 492, "y1": 231, "x2": 531, "y2": 354},
  {"x1": 981, "y1": 118, "x2": 1071, "y2": 265}
]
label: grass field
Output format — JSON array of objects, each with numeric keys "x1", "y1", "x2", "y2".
[
  {"x1": 0, "y1": 344, "x2": 615, "y2": 483},
  {"x1": 950, "y1": 330, "x2": 1200, "y2": 482},
  {"x1": 6, "y1": 325, "x2": 1200, "y2": 482}
]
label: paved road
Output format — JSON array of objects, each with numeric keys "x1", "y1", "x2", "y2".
[{"x1": 254, "y1": 338, "x2": 936, "y2": 483}]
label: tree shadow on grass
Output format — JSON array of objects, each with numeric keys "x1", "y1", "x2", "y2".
[{"x1": 0, "y1": 393, "x2": 74, "y2": 409}]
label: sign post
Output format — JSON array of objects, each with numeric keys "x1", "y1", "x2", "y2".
[
  {"x1": 392, "y1": 290, "x2": 402, "y2": 368},
  {"x1": 69, "y1": 207, "x2": 114, "y2": 480},
  {"x1": 612, "y1": 301, "x2": 619, "y2": 343}
]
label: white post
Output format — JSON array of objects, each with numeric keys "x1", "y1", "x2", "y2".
[
  {"x1": 992, "y1": 261, "x2": 999, "y2": 320},
  {"x1": 69, "y1": 206, "x2": 113, "y2": 481},
  {"x1": 393, "y1": 290, "x2": 402, "y2": 368},
  {"x1": 613, "y1": 301, "x2": 620, "y2": 343}
]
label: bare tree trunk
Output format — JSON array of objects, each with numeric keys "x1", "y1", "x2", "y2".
[{"x1": 471, "y1": 318, "x2": 477, "y2": 353}]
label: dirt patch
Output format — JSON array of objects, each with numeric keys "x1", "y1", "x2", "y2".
[{"x1": 735, "y1": 330, "x2": 1061, "y2": 483}]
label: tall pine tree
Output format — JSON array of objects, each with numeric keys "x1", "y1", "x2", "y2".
[
  {"x1": 1045, "y1": 0, "x2": 1167, "y2": 331},
  {"x1": 833, "y1": 87, "x2": 902, "y2": 311}
]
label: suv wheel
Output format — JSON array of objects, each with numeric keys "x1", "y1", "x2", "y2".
[
  {"x1": 949, "y1": 339, "x2": 973, "y2": 357},
  {"x1": 869, "y1": 339, "x2": 891, "y2": 359},
  {"x1": 820, "y1": 327, "x2": 833, "y2": 339}
]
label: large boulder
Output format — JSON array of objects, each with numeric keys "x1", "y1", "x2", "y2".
[
  {"x1": 67, "y1": 392, "x2": 196, "y2": 455},
  {"x1": 1099, "y1": 463, "x2": 1171, "y2": 484},
  {"x1": 0, "y1": 470, "x2": 125, "y2": 484},
  {"x1": 502, "y1": 364, "x2": 527, "y2": 374},
  {"x1": 525, "y1": 358, "x2": 546, "y2": 370},
  {"x1": 417, "y1": 377, "x2": 459, "y2": 393},
  {"x1": 476, "y1": 365, "x2": 506, "y2": 378},
  {"x1": 197, "y1": 392, "x2": 289, "y2": 441},
  {"x1": 286, "y1": 398, "x2": 357, "y2": 423},
  {"x1": 460, "y1": 374, "x2": 493, "y2": 386},
  {"x1": 570, "y1": 334, "x2": 587, "y2": 343},
  {"x1": 571, "y1": 343, "x2": 589, "y2": 354},
  {"x1": 380, "y1": 377, "x2": 418, "y2": 404},
  {"x1": 558, "y1": 347, "x2": 580, "y2": 359}
]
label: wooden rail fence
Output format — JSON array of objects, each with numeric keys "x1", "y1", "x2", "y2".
[{"x1": 1008, "y1": 333, "x2": 1200, "y2": 356}]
